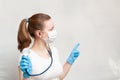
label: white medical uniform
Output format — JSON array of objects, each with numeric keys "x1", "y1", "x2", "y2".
[{"x1": 19, "y1": 46, "x2": 63, "y2": 80}]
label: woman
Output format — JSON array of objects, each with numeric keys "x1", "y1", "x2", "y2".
[{"x1": 17, "y1": 13, "x2": 80, "y2": 80}]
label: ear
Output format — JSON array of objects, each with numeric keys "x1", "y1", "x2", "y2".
[{"x1": 35, "y1": 30, "x2": 42, "y2": 38}]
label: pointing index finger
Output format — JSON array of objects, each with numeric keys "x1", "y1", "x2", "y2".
[{"x1": 73, "y1": 43, "x2": 80, "y2": 50}]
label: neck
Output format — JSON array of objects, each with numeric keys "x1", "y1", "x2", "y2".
[{"x1": 31, "y1": 38, "x2": 47, "y2": 51}]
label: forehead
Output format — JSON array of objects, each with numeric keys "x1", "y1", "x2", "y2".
[{"x1": 43, "y1": 19, "x2": 54, "y2": 29}]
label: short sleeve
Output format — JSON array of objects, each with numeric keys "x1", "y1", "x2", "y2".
[
  {"x1": 18, "y1": 54, "x2": 22, "y2": 66},
  {"x1": 18, "y1": 48, "x2": 30, "y2": 66}
]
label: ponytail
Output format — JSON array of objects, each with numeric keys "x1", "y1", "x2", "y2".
[{"x1": 17, "y1": 19, "x2": 31, "y2": 52}]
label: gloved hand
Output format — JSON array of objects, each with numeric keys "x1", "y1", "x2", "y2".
[
  {"x1": 67, "y1": 43, "x2": 80, "y2": 65},
  {"x1": 20, "y1": 55, "x2": 32, "y2": 78}
]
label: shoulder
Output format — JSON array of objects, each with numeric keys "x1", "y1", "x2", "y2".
[
  {"x1": 50, "y1": 46, "x2": 59, "y2": 57},
  {"x1": 19, "y1": 48, "x2": 30, "y2": 60},
  {"x1": 21, "y1": 48, "x2": 30, "y2": 56},
  {"x1": 50, "y1": 46, "x2": 58, "y2": 53}
]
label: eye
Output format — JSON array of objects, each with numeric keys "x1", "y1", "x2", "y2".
[{"x1": 49, "y1": 26, "x2": 54, "y2": 31}]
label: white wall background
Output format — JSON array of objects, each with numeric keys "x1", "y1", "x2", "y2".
[{"x1": 0, "y1": 0, "x2": 120, "y2": 80}]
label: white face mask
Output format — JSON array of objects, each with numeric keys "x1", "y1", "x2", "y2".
[{"x1": 45, "y1": 29, "x2": 57, "y2": 43}]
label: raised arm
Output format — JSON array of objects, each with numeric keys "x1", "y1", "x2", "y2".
[{"x1": 59, "y1": 43, "x2": 80, "y2": 80}]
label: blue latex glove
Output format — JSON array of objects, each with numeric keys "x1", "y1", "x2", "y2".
[
  {"x1": 20, "y1": 55, "x2": 32, "y2": 78},
  {"x1": 67, "y1": 43, "x2": 80, "y2": 65}
]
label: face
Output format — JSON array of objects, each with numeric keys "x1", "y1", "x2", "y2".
[{"x1": 40, "y1": 19, "x2": 55, "y2": 40}]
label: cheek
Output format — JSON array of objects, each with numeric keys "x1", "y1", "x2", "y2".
[{"x1": 41, "y1": 31, "x2": 48, "y2": 39}]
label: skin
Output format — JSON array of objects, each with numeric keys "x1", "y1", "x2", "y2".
[{"x1": 18, "y1": 19, "x2": 72, "y2": 80}]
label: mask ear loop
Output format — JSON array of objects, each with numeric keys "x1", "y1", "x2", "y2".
[{"x1": 25, "y1": 46, "x2": 53, "y2": 76}]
